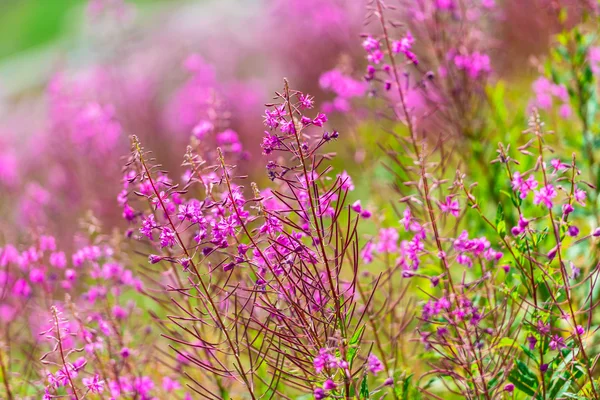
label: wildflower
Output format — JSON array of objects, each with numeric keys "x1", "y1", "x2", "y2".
[
  {"x1": 392, "y1": 31, "x2": 418, "y2": 64},
  {"x1": 362, "y1": 36, "x2": 380, "y2": 52},
  {"x1": 82, "y1": 374, "x2": 105, "y2": 393},
  {"x1": 551, "y1": 159, "x2": 568, "y2": 173},
  {"x1": 148, "y1": 254, "x2": 163, "y2": 264},
  {"x1": 312, "y1": 113, "x2": 328, "y2": 127},
  {"x1": 367, "y1": 353, "x2": 384, "y2": 374},
  {"x1": 261, "y1": 132, "x2": 280, "y2": 155},
  {"x1": 163, "y1": 377, "x2": 181, "y2": 392},
  {"x1": 549, "y1": 335, "x2": 566, "y2": 350},
  {"x1": 570, "y1": 262, "x2": 581, "y2": 279},
  {"x1": 160, "y1": 227, "x2": 177, "y2": 248},
  {"x1": 361, "y1": 241, "x2": 374, "y2": 264},
  {"x1": 314, "y1": 349, "x2": 335, "y2": 374},
  {"x1": 537, "y1": 321, "x2": 551, "y2": 335},
  {"x1": 140, "y1": 215, "x2": 157, "y2": 240},
  {"x1": 574, "y1": 188, "x2": 586, "y2": 206},
  {"x1": 562, "y1": 203, "x2": 574, "y2": 215},
  {"x1": 504, "y1": 383, "x2": 515, "y2": 393},
  {"x1": 436, "y1": 0, "x2": 455, "y2": 9},
  {"x1": 533, "y1": 184, "x2": 557, "y2": 208},
  {"x1": 323, "y1": 379, "x2": 336, "y2": 390},
  {"x1": 376, "y1": 228, "x2": 399, "y2": 253},
  {"x1": 337, "y1": 171, "x2": 354, "y2": 191},
  {"x1": 314, "y1": 388, "x2": 326, "y2": 400},
  {"x1": 527, "y1": 335, "x2": 537, "y2": 350},
  {"x1": 192, "y1": 120, "x2": 213, "y2": 139},
  {"x1": 452, "y1": 51, "x2": 492, "y2": 78},
  {"x1": 567, "y1": 225, "x2": 579, "y2": 237},
  {"x1": 511, "y1": 172, "x2": 538, "y2": 198},
  {"x1": 298, "y1": 93, "x2": 314, "y2": 109},
  {"x1": 547, "y1": 247, "x2": 558, "y2": 260},
  {"x1": 438, "y1": 196, "x2": 460, "y2": 217},
  {"x1": 13, "y1": 279, "x2": 31, "y2": 297},
  {"x1": 574, "y1": 325, "x2": 585, "y2": 336}
]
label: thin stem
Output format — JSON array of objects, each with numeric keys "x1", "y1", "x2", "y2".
[
  {"x1": 52, "y1": 307, "x2": 79, "y2": 400},
  {"x1": 0, "y1": 340, "x2": 13, "y2": 400},
  {"x1": 132, "y1": 138, "x2": 257, "y2": 400},
  {"x1": 533, "y1": 120, "x2": 599, "y2": 399}
]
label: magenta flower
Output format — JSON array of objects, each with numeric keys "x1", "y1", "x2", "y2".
[
  {"x1": 376, "y1": 228, "x2": 399, "y2": 253},
  {"x1": 439, "y1": 196, "x2": 460, "y2": 217},
  {"x1": 549, "y1": 335, "x2": 566, "y2": 350},
  {"x1": 367, "y1": 353, "x2": 384, "y2": 374},
  {"x1": 527, "y1": 335, "x2": 537, "y2": 350},
  {"x1": 163, "y1": 376, "x2": 181, "y2": 392},
  {"x1": 313, "y1": 349, "x2": 337, "y2": 374},
  {"x1": 82, "y1": 374, "x2": 105, "y2": 393},
  {"x1": 261, "y1": 132, "x2": 280, "y2": 155},
  {"x1": 159, "y1": 227, "x2": 177, "y2": 248},
  {"x1": 140, "y1": 215, "x2": 156, "y2": 240},
  {"x1": 361, "y1": 241, "x2": 374, "y2": 264},
  {"x1": 574, "y1": 188, "x2": 587, "y2": 206},
  {"x1": 323, "y1": 379, "x2": 336, "y2": 390},
  {"x1": 533, "y1": 184, "x2": 557, "y2": 208},
  {"x1": 401, "y1": 208, "x2": 412, "y2": 231},
  {"x1": 337, "y1": 171, "x2": 354, "y2": 191},
  {"x1": 298, "y1": 93, "x2": 314, "y2": 109},
  {"x1": 392, "y1": 31, "x2": 418, "y2": 64},
  {"x1": 568, "y1": 225, "x2": 579, "y2": 237},
  {"x1": 192, "y1": 120, "x2": 213, "y2": 139},
  {"x1": 512, "y1": 172, "x2": 538, "y2": 199},
  {"x1": 551, "y1": 158, "x2": 568, "y2": 173}
]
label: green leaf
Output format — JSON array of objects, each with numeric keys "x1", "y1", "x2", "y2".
[
  {"x1": 495, "y1": 203, "x2": 506, "y2": 237},
  {"x1": 347, "y1": 325, "x2": 365, "y2": 364},
  {"x1": 350, "y1": 325, "x2": 365, "y2": 346},
  {"x1": 508, "y1": 360, "x2": 539, "y2": 396},
  {"x1": 360, "y1": 376, "x2": 369, "y2": 399},
  {"x1": 548, "y1": 364, "x2": 585, "y2": 399},
  {"x1": 402, "y1": 374, "x2": 413, "y2": 397},
  {"x1": 495, "y1": 203, "x2": 504, "y2": 227}
]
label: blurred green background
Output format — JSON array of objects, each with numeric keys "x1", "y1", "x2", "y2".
[{"x1": 0, "y1": 0, "x2": 171, "y2": 60}]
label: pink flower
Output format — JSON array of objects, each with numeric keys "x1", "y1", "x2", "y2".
[
  {"x1": 392, "y1": 31, "x2": 418, "y2": 64},
  {"x1": 439, "y1": 196, "x2": 460, "y2": 217},
  {"x1": 367, "y1": 353, "x2": 384, "y2": 374},
  {"x1": 163, "y1": 376, "x2": 181, "y2": 392},
  {"x1": 550, "y1": 159, "x2": 568, "y2": 173},
  {"x1": 376, "y1": 228, "x2": 399, "y2": 253},
  {"x1": 160, "y1": 227, "x2": 177, "y2": 248},
  {"x1": 574, "y1": 188, "x2": 586, "y2": 206},
  {"x1": 192, "y1": 120, "x2": 213, "y2": 139},
  {"x1": 512, "y1": 172, "x2": 538, "y2": 198},
  {"x1": 13, "y1": 279, "x2": 31, "y2": 297},
  {"x1": 82, "y1": 374, "x2": 105, "y2": 393},
  {"x1": 337, "y1": 171, "x2": 354, "y2": 191},
  {"x1": 533, "y1": 185, "x2": 557, "y2": 208},
  {"x1": 559, "y1": 103, "x2": 572, "y2": 119},
  {"x1": 451, "y1": 51, "x2": 491, "y2": 78},
  {"x1": 361, "y1": 241, "x2": 374, "y2": 264},
  {"x1": 549, "y1": 335, "x2": 566, "y2": 350},
  {"x1": 298, "y1": 93, "x2": 314, "y2": 109}
]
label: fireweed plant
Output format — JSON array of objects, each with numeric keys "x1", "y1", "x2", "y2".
[
  {"x1": 5, "y1": 1, "x2": 600, "y2": 399},
  {"x1": 356, "y1": 1, "x2": 600, "y2": 399},
  {"x1": 119, "y1": 79, "x2": 398, "y2": 398}
]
